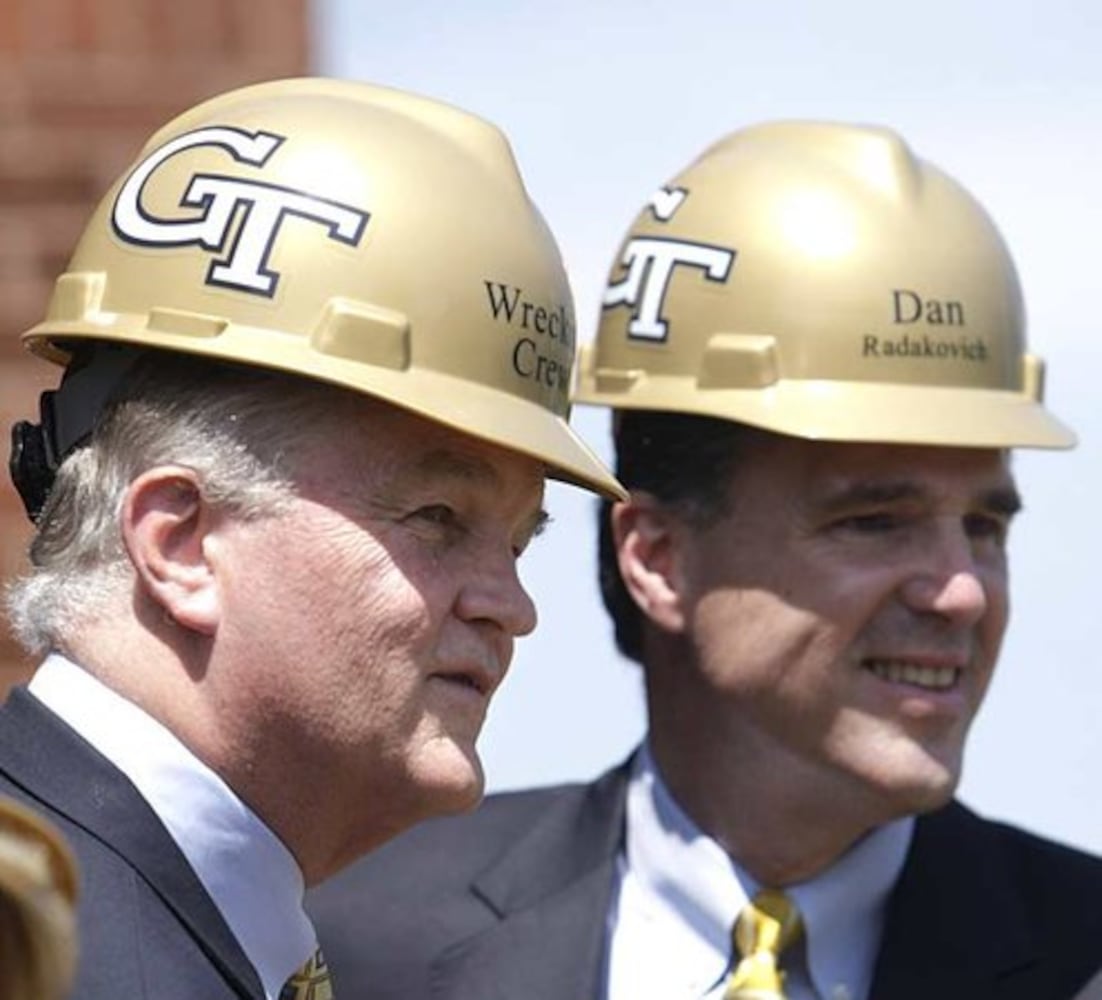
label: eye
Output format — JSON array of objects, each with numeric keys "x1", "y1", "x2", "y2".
[
  {"x1": 414, "y1": 504, "x2": 457, "y2": 527},
  {"x1": 405, "y1": 504, "x2": 467, "y2": 544},
  {"x1": 513, "y1": 511, "x2": 551, "y2": 559},
  {"x1": 402, "y1": 503, "x2": 470, "y2": 554},
  {"x1": 963, "y1": 511, "x2": 1009, "y2": 543},
  {"x1": 412, "y1": 504, "x2": 467, "y2": 535},
  {"x1": 833, "y1": 511, "x2": 904, "y2": 535}
]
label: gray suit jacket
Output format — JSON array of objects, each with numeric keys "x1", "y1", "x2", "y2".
[
  {"x1": 309, "y1": 760, "x2": 1102, "y2": 999},
  {"x1": 0, "y1": 688, "x2": 264, "y2": 999}
]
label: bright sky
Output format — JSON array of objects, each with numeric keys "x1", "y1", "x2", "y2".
[{"x1": 317, "y1": 0, "x2": 1101, "y2": 854}]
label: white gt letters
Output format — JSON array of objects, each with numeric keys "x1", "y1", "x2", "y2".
[
  {"x1": 602, "y1": 187, "x2": 735, "y2": 341},
  {"x1": 112, "y1": 125, "x2": 370, "y2": 296},
  {"x1": 603, "y1": 236, "x2": 735, "y2": 341}
]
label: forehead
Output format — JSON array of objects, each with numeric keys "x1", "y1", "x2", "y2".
[
  {"x1": 735, "y1": 435, "x2": 1016, "y2": 503},
  {"x1": 306, "y1": 394, "x2": 548, "y2": 497}
]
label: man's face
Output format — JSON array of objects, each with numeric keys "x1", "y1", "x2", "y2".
[
  {"x1": 213, "y1": 398, "x2": 546, "y2": 866},
  {"x1": 655, "y1": 436, "x2": 1018, "y2": 819}
]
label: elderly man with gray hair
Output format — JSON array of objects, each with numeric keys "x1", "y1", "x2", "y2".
[{"x1": 1, "y1": 76, "x2": 621, "y2": 1000}]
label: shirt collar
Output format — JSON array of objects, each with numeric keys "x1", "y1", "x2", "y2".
[
  {"x1": 30, "y1": 653, "x2": 316, "y2": 1000},
  {"x1": 626, "y1": 744, "x2": 913, "y2": 1000},
  {"x1": 792, "y1": 806, "x2": 913, "y2": 1000}
]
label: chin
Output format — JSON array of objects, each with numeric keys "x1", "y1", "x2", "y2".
[
  {"x1": 840, "y1": 735, "x2": 964, "y2": 822},
  {"x1": 893, "y1": 777, "x2": 957, "y2": 817},
  {"x1": 413, "y1": 740, "x2": 486, "y2": 818},
  {"x1": 877, "y1": 755, "x2": 962, "y2": 817}
]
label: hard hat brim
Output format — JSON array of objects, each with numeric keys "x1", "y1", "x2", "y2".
[
  {"x1": 27, "y1": 323, "x2": 627, "y2": 500},
  {"x1": 575, "y1": 374, "x2": 1076, "y2": 450}
]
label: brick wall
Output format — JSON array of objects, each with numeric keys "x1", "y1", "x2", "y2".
[{"x1": 0, "y1": 0, "x2": 310, "y2": 689}]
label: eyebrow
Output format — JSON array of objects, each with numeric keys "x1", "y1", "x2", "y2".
[
  {"x1": 413, "y1": 448, "x2": 551, "y2": 539},
  {"x1": 979, "y1": 486, "x2": 1024, "y2": 518},
  {"x1": 818, "y1": 480, "x2": 1023, "y2": 517},
  {"x1": 525, "y1": 509, "x2": 553, "y2": 541},
  {"x1": 413, "y1": 449, "x2": 502, "y2": 486}
]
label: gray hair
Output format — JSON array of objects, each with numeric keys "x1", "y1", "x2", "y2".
[{"x1": 6, "y1": 352, "x2": 356, "y2": 655}]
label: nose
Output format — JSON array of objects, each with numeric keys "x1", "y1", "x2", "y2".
[
  {"x1": 898, "y1": 523, "x2": 991, "y2": 628},
  {"x1": 456, "y1": 549, "x2": 539, "y2": 639}
]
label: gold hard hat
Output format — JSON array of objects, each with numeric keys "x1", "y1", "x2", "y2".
[
  {"x1": 0, "y1": 797, "x2": 77, "y2": 904},
  {"x1": 23, "y1": 77, "x2": 624, "y2": 498},
  {"x1": 0, "y1": 797, "x2": 78, "y2": 1000},
  {"x1": 576, "y1": 120, "x2": 1073, "y2": 449}
]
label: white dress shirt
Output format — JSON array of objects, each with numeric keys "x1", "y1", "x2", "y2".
[
  {"x1": 30, "y1": 654, "x2": 317, "y2": 1000},
  {"x1": 605, "y1": 746, "x2": 913, "y2": 1000}
]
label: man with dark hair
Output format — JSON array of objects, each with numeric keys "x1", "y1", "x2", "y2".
[{"x1": 309, "y1": 122, "x2": 1102, "y2": 999}]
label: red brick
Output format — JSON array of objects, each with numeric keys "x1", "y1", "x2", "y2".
[
  {"x1": 226, "y1": 0, "x2": 310, "y2": 70},
  {"x1": 21, "y1": 0, "x2": 80, "y2": 52},
  {"x1": 0, "y1": 65, "x2": 30, "y2": 122},
  {"x1": 0, "y1": 0, "x2": 308, "y2": 689},
  {"x1": 148, "y1": 0, "x2": 234, "y2": 55},
  {"x1": 69, "y1": 0, "x2": 99, "y2": 52},
  {"x1": 0, "y1": 3, "x2": 24, "y2": 56},
  {"x1": 85, "y1": 0, "x2": 153, "y2": 54},
  {"x1": 0, "y1": 357, "x2": 52, "y2": 691}
]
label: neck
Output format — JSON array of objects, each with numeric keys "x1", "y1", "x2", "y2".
[
  {"x1": 643, "y1": 658, "x2": 895, "y2": 886},
  {"x1": 649, "y1": 732, "x2": 880, "y2": 885}
]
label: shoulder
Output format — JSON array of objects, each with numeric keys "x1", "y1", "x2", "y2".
[
  {"x1": 310, "y1": 778, "x2": 601, "y2": 908},
  {"x1": 0, "y1": 784, "x2": 245, "y2": 998},
  {"x1": 308, "y1": 770, "x2": 628, "y2": 998},
  {"x1": 916, "y1": 800, "x2": 1102, "y2": 892},
  {"x1": 1075, "y1": 968, "x2": 1102, "y2": 1000},
  {"x1": 0, "y1": 711, "x2": 254, "y2": 1000},
  {"x1": 898, "y1": 801, "x2": 1102, "y2": 990}
]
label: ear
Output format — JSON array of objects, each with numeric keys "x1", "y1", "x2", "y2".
[
  {"x1": 611, "y1": 493, "x2": 688, "y2": 635},
  {"x1": 120, "y1": 467, "x2": 222, "y2": 635}
]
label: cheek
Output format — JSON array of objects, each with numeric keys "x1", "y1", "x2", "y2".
[
  {"x1": 978, "y1": 571, "x2": 1010, "y2": 668},
  {"x1": 316, "y1": 553, "x2": 438, "y2": 684},
  {"x1": 985, "y1": 560, "x2": 1011, "y2": 622},
  {"x1": 691, "y1": 588, "x2": 842, "y2": 691},
  {"x1": 273, "y1": 575, "x2": 435, "y2": 756},
  {"x1": 229, "y1": 514, "x2": 434, "y2": 673}
]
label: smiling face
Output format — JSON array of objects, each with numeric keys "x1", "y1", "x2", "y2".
[
  {"x1": 635, "y1": 434, "x2": 1018, "y2": 828},
  {"x1": 208, "y1": 396, "x2": 546, "y2": 876}
]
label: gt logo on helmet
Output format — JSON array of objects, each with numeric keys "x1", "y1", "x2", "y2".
[
  {"x1": 112, "y1": 125, "x2": 370, "y2": 297},
  {"x1": 602, "y1": 188, "x2": 735, "y2": 342}
]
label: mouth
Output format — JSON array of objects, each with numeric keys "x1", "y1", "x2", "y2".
[
  {"x1": 444, "y1": 673, "x2": 487, "y2": 695},
  {"x1": 431, "y1": 665, "x2": 497, "y2": 699},
  {"x1": 862, "y1": 659, "x2": 962, "y2": 692}
]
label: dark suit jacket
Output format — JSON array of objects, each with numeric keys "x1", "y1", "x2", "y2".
[
  {"x1": 0, "y1": 688, "x2": 264, "y2": 999},
  {"x1": 308, "y1": 761, "x2": 1102, "y2": 1000},
  {"x1": 1076, "y1": 971, "x2": 1102, "y2": 1000}
]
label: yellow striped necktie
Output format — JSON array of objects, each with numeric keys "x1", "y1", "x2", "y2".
[
  {"x1": 279, "y1": 948, "x2": 334, "y2": 1000},
  {"x1": 723, "y1": 890, "x2": 802, "y2": 1000}
]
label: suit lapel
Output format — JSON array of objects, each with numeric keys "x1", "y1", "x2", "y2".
[
  {"x1": 1075, "y1": 970, "x2": 1102, "y2": 1000},
  {"x1": 431, "y1": 764, "x2": 631, "y2": 1000},
  {"x1": 870, "y1": 802, "x2": 1034, "y2": 1000},
  {"x1": 0, "y1": 689, "x2": 264, "y2": 999}
]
